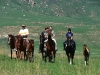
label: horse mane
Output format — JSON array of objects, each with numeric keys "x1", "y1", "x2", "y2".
[
  {"x1": 48, "y1": 34, "x2": 53, "y2": 45},
  {"x1": 47, "y1": 34, "x2": 55, "y2": 50}
]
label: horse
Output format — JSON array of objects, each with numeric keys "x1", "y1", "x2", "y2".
[
  {"x1": 26, "y1": 39, "x2": 34, "y2": 62},
  {"x1": 83, "y1": 44, "x2": 90, "y2": 66},
  {"x1": 8, "y1": 34, "x2": 17, "y2": 59},
  {"x1": 39, "y1": 34, "x2": 46, "y2": 61},
  {"x1": 44, "y1": 34, "x2": 56, "y2": 63},
  {"x1": 16, "y1": 35, "x2": 27, "y2": 61},
  {"x1": 65, "y1": 38, "x2": 76, "y2": 65}
]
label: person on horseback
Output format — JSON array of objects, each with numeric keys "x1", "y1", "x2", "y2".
[
  {"x1": 63, "y1": 28, "x2": 73, "y2": 50},
  {"x1": 49, "y1": 26, "x2": 58, "y2": 51},
  {"x1": 43, "y1": 27, "x2": 49, "y2": 51},
  {"x1": 15, "y1": 24, "x2": 29, "y2": 51},
  {"x1": 19, "y1": 24, "x2": 29, "y2": 38},
  {"x1": 38, "y1": 27, "x2": 49, "y2": 53},
  {"x1": 20, "y1": 24, "x2": 29, "y2": 51},
  {"x1": 66, "y1": 28, "x2": 73, "y2": 39}
]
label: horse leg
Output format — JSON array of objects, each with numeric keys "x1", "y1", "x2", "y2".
[
  {"x1": 17, "y1": 50, "x2": 21, "y2": 61},
  {"x1": 87, "y1": 56, "x2": 89, "y2": 65},
  {"x1": 24, "y1": 50, "x2": 27, "y2": 60},
  {"x1": 66, "y1": 51, "x2": 70, "y2": 63},
  {"x1": 85, "y1": 56, "x2": 89, "y2": 65},
  {"x1": 84, "y1": 56, "x2": 87, "y2": 66},
  {"x1": 32, "y1": 50, "x2": 34, "y2": 62},
  {"x1": 69, "y1": 53, "x2": 72, "y2": 65},
  {"x1": 44, "y1": 51, "x2": 47, "y2": 62},
  {"x1": 41, "y1": 51, "x2": 45, "y2": 61},
  {"x1": 71, "y1": 50, "x2": 75, "y2": 65},
  {"x1": 29, "y1": 51, "x2": 31, "y2": 62},
  {"x1": 49, "y1": 54, "x2": 52, "y2": 62},
  {"x1": 50, "y1": 51, "x2": 55, "y2": 63},
  {"x1": 16, "y1": 51, "x2": 18, "y2": 58},
  {"x1": 53, "y1": 51, "x2": 56, "y2": 62},
  {"x1": 70, "y1": 54, "x2": 74, "y2": 65},
  {"x1": 10, "y1": 48, "x2": 12, "y2": 59}
]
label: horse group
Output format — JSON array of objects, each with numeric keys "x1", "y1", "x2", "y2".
[
  {"x1": 8, "y1": 34, "x2": 90, "y2": 65},
  {"x1": 8, "y1": 34, "x2": 34, "y2": 62}
]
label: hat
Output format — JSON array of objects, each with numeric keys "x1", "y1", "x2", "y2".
[
  {"x1": 68, "y1": 28, "x2": 71, "y2": 31},
  {"x1": 22, "y1": 24, "x2": 26, "y2": 27}
]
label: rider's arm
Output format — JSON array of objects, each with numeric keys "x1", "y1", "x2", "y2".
[
  {"x1": 66, "y1": 33, "x2": 68, "y2": 38},
  {"x1": 52, "y1": 30, "x2": 55, "y2": 38},
  {"x1": 24, "y1": 28, "x2": 29, "y2": 36},
  {"x1": 71, "y1": 32, "x2": 73, "y2": 36},
  {"x1": 19, "y1": 29, "x2": 23, "y2": 35}
]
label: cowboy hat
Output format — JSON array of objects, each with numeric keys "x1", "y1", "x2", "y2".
[{"x1": 22, "y1": 24, "x2": 26, "y2": 27}]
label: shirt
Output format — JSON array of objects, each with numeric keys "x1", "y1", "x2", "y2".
[
  {"x1": 66, "y1": 32, "x2": 73, "y2": 38},
  {"x1": 19, "y1": 28, "x2": 29, "y2": 36}
]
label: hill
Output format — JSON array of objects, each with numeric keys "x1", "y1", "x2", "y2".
[{"x1": 0, "y1": 0, "x2": 100, "y2": 25}]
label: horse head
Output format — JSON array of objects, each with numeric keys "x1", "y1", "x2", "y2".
[
  {"x1": 8, "y1": 34, "x2": 15, "y2": 44},
  {"x1": 66, "y1": 37, "x2": 72, "y2": 47},
  {"x1": 83, "y1": 44, "x2": 90, "y2": 55},
  {"x1": 29, "y1": 39, "x2": 34, "y2": 47},
  {"x1": 48, "y1": 34, "x2": 52, "y2": 40}
]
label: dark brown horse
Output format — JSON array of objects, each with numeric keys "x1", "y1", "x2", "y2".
[
  {"x1": 65, "y1": 38, "x2": 76, "y2": 65},
  {"x1": 16, "y1": 35, "x2": 27, "y2": 60},
  {"x1": 26, "y1": 39, "x2": 34, "y2": 62},
  {"x1": 83, "y1": 44, "x2": 90, "y2": 66},
  {"x1": 45, "y1": 34, "x2": 56, "y2": 62},
  {"x1": 39, "y1": 34, "x2": 45, "y2": 61},
  {"x1": 8, "y1": 34, "x2": 17, "y2": 59}
]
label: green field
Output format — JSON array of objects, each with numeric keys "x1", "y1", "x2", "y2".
[{"x1": 0, "y1": 0, "x2": 100, "y2": 75}]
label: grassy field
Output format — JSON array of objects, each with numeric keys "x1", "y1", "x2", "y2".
[
  {"x1": 0, "y1": 0, "x2": 100, "y2": 75},
  {"x1": 0, "y1": 52, "x2": 100, "y2": 75}
]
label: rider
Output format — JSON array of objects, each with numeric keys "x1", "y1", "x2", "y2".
[
  {"x1": 43, "y1": 27, "x2": 49, "y2": 51},
  {"x1": 19, "y1": 24, "x2": 29, "y2": 38},
  {"x1": 49, "y1": 26, "x2": 58, "y2": 51},
  {"x1": 38, "y1": 27, "x2": 49, "y2": 52},
  {"x1": 63, "y1": 28, "x2": 73, "y2": 50},
  {"x1": 18, "y1": 24, "x2": 29, "y2": 51}
]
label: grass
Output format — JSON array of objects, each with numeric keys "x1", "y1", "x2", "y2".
[{"x1": 0, "y1": 52, "x2": 100, "y2": 75}]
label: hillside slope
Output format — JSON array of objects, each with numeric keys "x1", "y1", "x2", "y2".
[{"x1": 0, "y1": 0, "x2": 100, "y2": 24}]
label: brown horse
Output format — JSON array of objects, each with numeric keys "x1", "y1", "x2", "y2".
[
  {"x1": 26, "y1": 39, "x2": 34, "y2": 62},
  {"x1": 83, "y1": 44, "x2": 90, "y2": 66},
  {"x1": 44, "y1": 34, "x2": 56, "y2": 62},
  {"x1": 16, "y1": 35, "x2": 27, "y2": 60},
  {"x1": 8, "y1": 34, "x2": 17, "y2": 59}
]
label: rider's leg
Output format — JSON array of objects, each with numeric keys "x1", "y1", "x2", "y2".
[
  {"x1": 63, "y1": 40, "x2": 67, "y2": 50},
  {"x1": 38, "y1": 42, "x2": 41, "y2": 53},
  {"x1": 26, "y1": 38, "x2": 29, "y2": 51},
  {"x1": 44, "y1": 39, "x2": 48, "y2": 51},
  {"x1": 52, "y1": 38, "x2": 58, "y2": 51}
]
